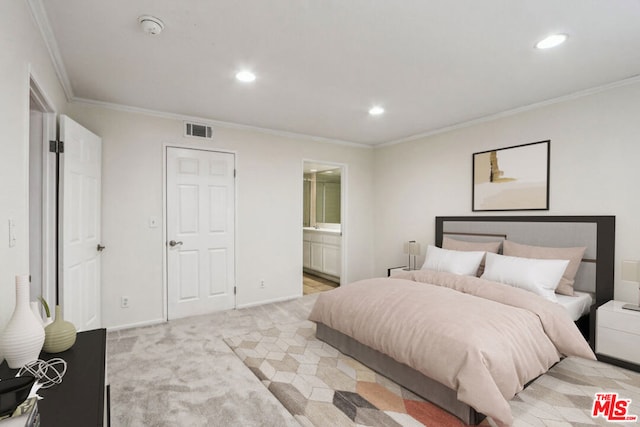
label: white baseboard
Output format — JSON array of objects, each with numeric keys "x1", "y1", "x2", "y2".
[
  {"x1": 236, "y1": 294, "x2": 302, "y2": 309},
  {"x1": 106, "y1": 295, "x2": 305, "y2": 331},
  {"x1": 106, "y1": 317, "x2": 166, "y2": 332}
]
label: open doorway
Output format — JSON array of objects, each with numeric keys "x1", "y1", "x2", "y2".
[
  {"x1": 302, "y1": 161, "x2": 345, "y2": 295},
  {"x1": 28, "y1": 77, "x2": 56, "y2": 309}
]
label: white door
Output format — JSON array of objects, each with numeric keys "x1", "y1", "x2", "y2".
[
  {"x1": 166, "y1": 147, "x2": 235, "y2": 319},
  {"x1": 59, "y1": 115, "x2": 102, "y2": 331}
]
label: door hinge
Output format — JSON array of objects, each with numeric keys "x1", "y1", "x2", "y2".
[
  {"x1": 49, "y1": 140, "x2": 64, "y2": 153},
  {"x1": 234, "y1": 169, "x2": 236, "y2": 178},
  {"x1": 234, "y1": 286, "x2": 237, "y2": 295}
]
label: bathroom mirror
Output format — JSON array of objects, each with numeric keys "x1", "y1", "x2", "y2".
[{"x1": 303, "y1": 164, "x2": 341, "y2": 227}]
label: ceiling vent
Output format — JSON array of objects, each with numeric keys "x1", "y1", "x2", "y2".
[{"x1": 184, "y1": 122, "x2": 213, "y2": 139}]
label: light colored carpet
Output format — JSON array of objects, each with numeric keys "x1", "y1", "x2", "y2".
[
  {"x1": 108, "y1": 293, "x2": 640, "y2": 427},
  {"x1": 107, "y1": 294, "x2": 318, "y2": 426},
  {"x1": 226, "y1": 320, "x2": 476, "y2": 427}
]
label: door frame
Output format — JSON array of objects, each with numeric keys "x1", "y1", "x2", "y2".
[
  {"x1": 162, "y1": 144, "x2": 238, "y2": 321},
  {"x1": 302, "y1": 159, "x2": 347, "y2": 286},
  {"x1": 28, "y1": 72, "x2": 57, "y2": 310}
]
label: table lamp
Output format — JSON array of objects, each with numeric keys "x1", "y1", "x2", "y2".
[
  {"x1": 622, "y1": 260, "x2": 640, "y2": 312},
  {"x1": 403, "y1": 240, "x2": 421, "y2": 271}
]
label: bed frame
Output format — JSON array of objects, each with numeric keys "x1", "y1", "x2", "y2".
[
  {"x1": 316, "y1": 215, "x2": 615, "y2": 425},
  {"x1": 436, "y1": 215, "x2": 615, "y2": 348}
]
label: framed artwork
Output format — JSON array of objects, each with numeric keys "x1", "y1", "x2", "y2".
[{"x1": 472, "y1": 140, "x2": 550, "y2": 211}]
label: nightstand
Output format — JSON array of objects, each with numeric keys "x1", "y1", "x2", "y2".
[
  {"x1": 596, "y1": 300, "x2": 640, "y2": 371},
  {"x1": 387, "y1": 266, "x2": 411, "y2": 277}
]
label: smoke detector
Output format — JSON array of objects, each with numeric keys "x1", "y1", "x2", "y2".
[{"x1": 138, "y1": 15, "x2": 164, "y2": 35}]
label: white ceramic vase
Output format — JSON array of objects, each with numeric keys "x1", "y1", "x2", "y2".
[
  {"x1": 31, "y1": 301, "x2": 43, "y2": 325},
  {"x1": 0, "y1": 275, "x2": 45, "y2": 368}
]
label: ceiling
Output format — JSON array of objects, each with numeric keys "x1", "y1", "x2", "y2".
[{"x1": 36, "y1": 0, "x2": 640, "y2": 146}]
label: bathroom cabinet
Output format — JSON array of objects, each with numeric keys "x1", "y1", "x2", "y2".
[{"x1": 303, "y1": 229, "x2": 341, "y2": 281}]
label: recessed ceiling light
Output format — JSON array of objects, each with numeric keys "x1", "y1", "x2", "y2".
[
  {"x1": 310, "y1": 169, "x2": 317, "y2": 173},
  {"x1": 535, "y1": 34, "x2": 568, "y2": 49},
  {"x1": 235, "y1": 70, "x2": 256, "y2": 82},
  {"x1": 369, "y1": 106, "x2": 385, "y2": 116}
]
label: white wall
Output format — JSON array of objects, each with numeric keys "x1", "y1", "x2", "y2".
[
  {"x1": 0, "y1": 3, "x2": 67, "y2": 340},
  {"x1": 65, "y1": 104, "x2": 375, "y2": 329},
  {"x1": 3, "y1": 0, "x2": 638, "y2": 336},
  {"x1": 374, "y1": 81, "x2": 640, "y2": 303}
]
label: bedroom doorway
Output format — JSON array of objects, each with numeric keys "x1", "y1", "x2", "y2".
[
  {"x1": 302, "y1": 161, "x2": 345, "y2": 295},
  {"x1": 28, "y1": 77, "x2": 57, "y2": 311},
  {"x1": 29, "y1": 76, "x2": 103, "y2": 331}
]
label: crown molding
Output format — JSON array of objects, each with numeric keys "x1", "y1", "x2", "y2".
[
  {"x1": 27, "y1": 0, "x2": 74, "y2": 101},
  {"x1": 26, "y1": 0, "x2": 640, "y2": 149},
  {"x1": 380, "y1": 74, "x2": 640, "y2": 148},
  {"x1": 71, "y1": 97, "x2": 372, "y2": 149}
]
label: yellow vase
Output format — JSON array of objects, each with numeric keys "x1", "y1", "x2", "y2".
[{"x1": 43, "y1": 306, "x2": 77, "y2": 353}]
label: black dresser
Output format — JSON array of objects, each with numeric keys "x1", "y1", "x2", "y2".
[{"x1": 0, "y1": 328, "x2": 108, "y2": 426}]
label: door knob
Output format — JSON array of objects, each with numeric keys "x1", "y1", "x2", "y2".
[
  {"x1": 97, "y1": 244, "x2": 106, "y2": 252},
  {"x1": 169, "y1": 240, "x2": 183, "y2": 247}
]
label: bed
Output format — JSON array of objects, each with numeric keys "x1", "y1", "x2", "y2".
[{"x1": 309, "y1": 215, "x2": 615, "y2": 426}]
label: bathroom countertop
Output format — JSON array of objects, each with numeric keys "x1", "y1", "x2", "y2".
[{"x1": 303, "y1": 227, "x2": 341, "y2": 234}]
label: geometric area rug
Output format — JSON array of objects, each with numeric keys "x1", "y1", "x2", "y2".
[
  {"x1": 225, "y1": 320, "x2": 485, "y2": 427},
  {"x1": 225, "y1": 320, "x2": 640, "y2": 427}
]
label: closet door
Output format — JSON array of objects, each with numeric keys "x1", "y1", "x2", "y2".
[{"x1": 166, "y1": 147, "x2": 236, "y2": 319}]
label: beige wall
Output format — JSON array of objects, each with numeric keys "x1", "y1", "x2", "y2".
[
  {"x1": 0, "y1": 2, "x2": 67, "y2": 344},
  {"x1": 373, "y1": 81, "x2": 640, "y2": 303},
  {"x1": 65, "y1": 104, "x2": 375, "y2": 329}
]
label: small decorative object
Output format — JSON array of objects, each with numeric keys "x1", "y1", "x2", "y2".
[
  {"x1": 38, "y1": 297, "x2": 53, "y2": 327},
  {"x1": 18, "y1": 358, "x2": 68, "y2": 389},
  {"x1": 472, "y1": 140, "x2": 550, "y2": 211},
  {"x1": 43, "y1": 306, "x2": 77, "y2": 353},
  {"x1": 0, "y1": 275, "x2": 46, "y2": 369}
]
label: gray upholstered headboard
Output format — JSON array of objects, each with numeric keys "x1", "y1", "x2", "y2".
[{"x1": 435, "y1": 216, "x2": 615, "y2": 307}]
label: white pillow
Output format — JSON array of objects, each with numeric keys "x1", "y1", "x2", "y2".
[
  {"x1": 481, "y1": 253, "x2": 569, "y2": 303},
  {"x1": 421, "y1": 245, "x2": 485, "y2": 276}
]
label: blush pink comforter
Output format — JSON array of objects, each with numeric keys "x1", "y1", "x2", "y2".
[{"x1": 308, "y1": 269, "x2": 595, "y2": 426}]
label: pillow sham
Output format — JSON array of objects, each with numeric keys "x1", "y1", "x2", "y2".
[
  {"x1": 481, "y1": 252, "x2": 569, "y2": 303},
  {"x1": 502, "y1": 240, "x2": 586, "y2": 296},
  {"x1": 442, "y1": 237, "x2": 502, "y2": 276},
  {"x1": 442, "y1": 237, "x2": 502, "y2": 253},
  {"x1": 421, "y1": 245, "x2": 485, "y2": 276}
]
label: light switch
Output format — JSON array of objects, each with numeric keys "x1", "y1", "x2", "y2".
[
  {"x1": 622, "y1": 260, "x2": 640, "y2": 282},
  {"x1": 149, "y1": 216, "x2": 159, "y2": 228},
  {"x1": 8, "y1": 219, "x2": 16, "y2": 247}
]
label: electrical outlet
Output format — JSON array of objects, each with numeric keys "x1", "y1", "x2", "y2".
[
  {"x1": 121, "y1": 296, "x2": 130, "y2": 308},
  {"x1": 260, "y1": 280, "x2": 265, "y2": 289}
]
